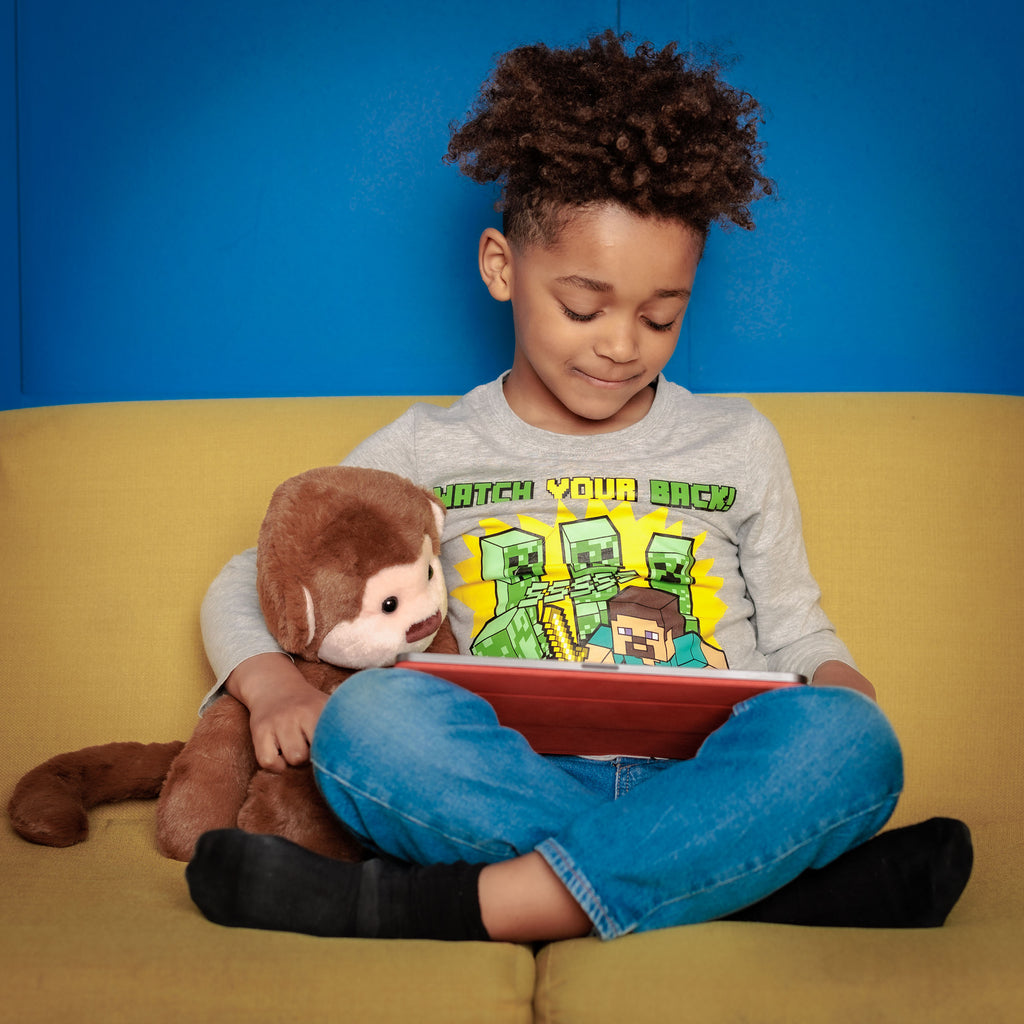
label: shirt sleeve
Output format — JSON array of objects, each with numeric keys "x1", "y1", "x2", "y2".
[
  {"x1": 736, "y1": 414, "x2": 856, "y2": 681},
  {"x1": 340, "y1": 408, "x2": 419, "y2": 478}
]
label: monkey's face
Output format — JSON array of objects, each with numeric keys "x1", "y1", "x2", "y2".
[{"x1": 314, "y1": 534, "x2": 447, "y2": 669}]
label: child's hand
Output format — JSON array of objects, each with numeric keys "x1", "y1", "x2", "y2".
[
  {"x1": 225, "y1": 653, "x2": 329, "y2": 772},
  {"x1": 811, "y1": 660, "x2": 877, "y2": 701}
]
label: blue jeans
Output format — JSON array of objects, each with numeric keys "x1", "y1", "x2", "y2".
[{"x1": 310, "y1": 668, "x2": 902, "y2": 939}]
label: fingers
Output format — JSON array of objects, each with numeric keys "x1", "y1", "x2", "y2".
[
  {"x1": 253, "y1": 715, "x2": 320, "y2": 771},
  {"x1": 248, "y1": 688, "x2": 329, "y2": 772},
  {"x1": 252, "y1": 732, "x2": 290, "y2": 773},
  {"x1": 278, "y1": 732, "x2": 313, "y2": 768}
]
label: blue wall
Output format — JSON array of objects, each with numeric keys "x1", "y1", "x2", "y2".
[{"x1": 2, "y1": 0, "x2": 1022, "y2": 409}]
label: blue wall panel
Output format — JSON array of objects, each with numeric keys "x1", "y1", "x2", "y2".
[
  {"x1": 3, "y1": 0, "x2": 1022, "y2": 408},
  {"x1": 7, "y1": 0, "x2": 613, "y2": 408},
  {"x1": 622, "y1": 0, "x2": 1024, "y2": 394}
]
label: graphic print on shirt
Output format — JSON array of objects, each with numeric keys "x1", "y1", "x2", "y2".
[{"x1": 449, "y1": 496, "x2": 730, "y2": 669}]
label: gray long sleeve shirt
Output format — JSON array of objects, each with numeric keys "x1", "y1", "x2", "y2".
[{"x1": 200, "y1": 375, "x2": 853, "y2": 709}]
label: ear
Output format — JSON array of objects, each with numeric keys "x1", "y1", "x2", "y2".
[
  {"x1": 257, "y1": 560, "x2": 318, "y2": 657},
  {"x1": 479, "y1": 227, "x2": 514, "y2": 302},
  {"x1": 428, "y1": 496, "x2": 444, "y2": 541},
  {"x1": 301, "y1": 586, "x2": 317, "y2": 649}
]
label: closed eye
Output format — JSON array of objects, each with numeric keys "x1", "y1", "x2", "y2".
[
  {"x1": 560, "y1": 303, "x2": 600, "y2": 323},
  {"x1": 642, "y1": 315, "x2": 679, "y2": 333},
  {"x1": 562, "y1": 303, "x2": 679, "y2": 332}
]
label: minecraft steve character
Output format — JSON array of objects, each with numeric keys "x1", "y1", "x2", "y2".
[{"x1": 584, "y1": 585, "x2": 726, "y2": 668}]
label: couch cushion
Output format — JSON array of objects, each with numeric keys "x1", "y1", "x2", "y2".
[
  {"x1": 2, "y1": 393, "x2": 1021, "y2": 1023},
  {"x1": 1, "y1": 805, "x2": 535, "y2": 1024},
  {"x1": 534, "y1": 911, "x2": 1024, "y2": 1024},
  {"x1": 534, "y1": 393, "x2": 1024, "y2": 1024},
  {"x1": 2, "y1": 396, "x2": 535, "y2": 1024}
]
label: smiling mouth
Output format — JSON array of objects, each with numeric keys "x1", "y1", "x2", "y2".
[{"x1": 575, "y1": 368, "x2": 642, "y2": 388}]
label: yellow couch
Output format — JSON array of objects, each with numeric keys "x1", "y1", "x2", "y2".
[{"x1": 2, "y1": 393, "x2": 1022, "y2": 1024}]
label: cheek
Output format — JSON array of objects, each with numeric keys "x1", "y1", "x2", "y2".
[
  {"x1": 515, "y1": 306, "x2": 573, "y2": 363},
  {"x1": 432, "y1": 565, "x2": 449, "y2": 618},
  {"x1": 643, "y1": 324, "x2": 681, "y2": 359},
  {"x1": 317, "y1": 614, "x2": 404, "y2": 669}
]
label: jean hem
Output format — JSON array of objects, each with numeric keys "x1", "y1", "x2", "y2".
[
  {"x1": 536, "y1": 784, "x2": 901, "y2": 939},
  {"x1": 535, "y1": 838, "x2": 623, "y2": 940},
  {"x1": 664, "y1": 788, "x2": 899, "y2": 929}
]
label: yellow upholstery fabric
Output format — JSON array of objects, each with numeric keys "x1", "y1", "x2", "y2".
[
  {"x1": 535, "y1": 920, "x2": 1024, "y2": 1023},
  {"x1": 1, "y1": 394, "x2": 1021, "y2": 1022}
]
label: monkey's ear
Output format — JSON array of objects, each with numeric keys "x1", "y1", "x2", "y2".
[
  {"x1": 425, "y1": 491, "x2": 446, "y2": 546},
  {"x1": 429, "y1": 500, "x2": 444, "y2": 540},
  {"x1": 299, "y1": 587, "x2": 317, "y2": 650},
  {"x1": 257, "y1": 562, "x2": 317, "y2": 657}
]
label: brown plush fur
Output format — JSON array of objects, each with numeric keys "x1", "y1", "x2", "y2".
[
  {"x1": 8, "y1": 467, "x2": 458, "y2": 861},
  {"x1": 8, "y1": 741, "x2": 186, "y2": 847}
]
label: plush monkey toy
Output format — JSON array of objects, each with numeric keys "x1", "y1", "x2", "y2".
[{"x1": 8, "y1": 466, "x2": 458, "y2": 862}]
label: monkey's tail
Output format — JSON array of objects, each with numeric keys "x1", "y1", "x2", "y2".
[{"x1": 7, "y1": 740, "x2": 185, "y2": 847}]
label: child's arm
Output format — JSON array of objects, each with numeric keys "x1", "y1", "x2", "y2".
[
  {"x1": 201, "y1": 548, "x2": 324, "y2": 771},
  {"x1": 223, "y1": 653, "x2": 328, "y2": 771},
  {"x1": 737, "y1": 413, "x2": 867, "y2": 687}
]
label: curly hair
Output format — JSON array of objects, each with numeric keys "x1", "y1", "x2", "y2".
[{"x1": 445, "y1": 31, "x2": 773, "y2": 247}]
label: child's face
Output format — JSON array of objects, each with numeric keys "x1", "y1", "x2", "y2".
[{"x1": 481, "y1": 203, "x2": 703, "y2": 434}]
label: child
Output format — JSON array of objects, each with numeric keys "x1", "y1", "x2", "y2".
[{"x1": 187, "y1": 32, "x2": 971, "y2": 941}]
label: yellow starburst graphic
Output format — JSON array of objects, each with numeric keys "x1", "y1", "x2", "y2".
[{"x1": 452, "y1": 499, "x2": 727, "y2": 655}]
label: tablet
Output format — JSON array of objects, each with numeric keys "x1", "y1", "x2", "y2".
[{"x1": 394, "y1": 653, "x2": 805, "y2": 759}]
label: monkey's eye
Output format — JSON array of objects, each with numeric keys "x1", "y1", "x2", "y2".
[
  {"x1": 382, "y1": 597, "x2": 399, "y2": 614},
  {"x1": 428, "y1": 564, "x2": 434, "y2": 581}
]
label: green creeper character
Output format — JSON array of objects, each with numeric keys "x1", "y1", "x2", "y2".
[
  {"x1": 645, "y1": 532, "x2": 699, "y2": 634},
  {"x1": 471, "y1": 606, "x2": 549, "y2": 659},
  {"x1": 480, "y1": 528, "x2": 547, "y2": 616},
  {"x1": 560, "y1": 517, "x2": 636, "y2": 643},
  {"x1": 475, "y1": 528, "x2": 553, "y2": 657}
]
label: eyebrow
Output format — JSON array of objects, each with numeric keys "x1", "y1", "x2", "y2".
[{"x1": 556, "y1": 275, "x2": 691, "y2": 300}]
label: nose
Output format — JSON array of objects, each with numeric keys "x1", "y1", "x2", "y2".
[{"x1": 593, "y1": 318, "x2": 640, "y2": 363}]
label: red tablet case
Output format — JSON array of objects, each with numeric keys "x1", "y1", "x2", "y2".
[{"x1": 395, "y1": 654, "x2": 804, "y2": 759}]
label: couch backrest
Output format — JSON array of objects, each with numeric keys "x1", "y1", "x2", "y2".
[{"x1": 2, "y1": 394, "x2": 1021, "y2": 834}]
